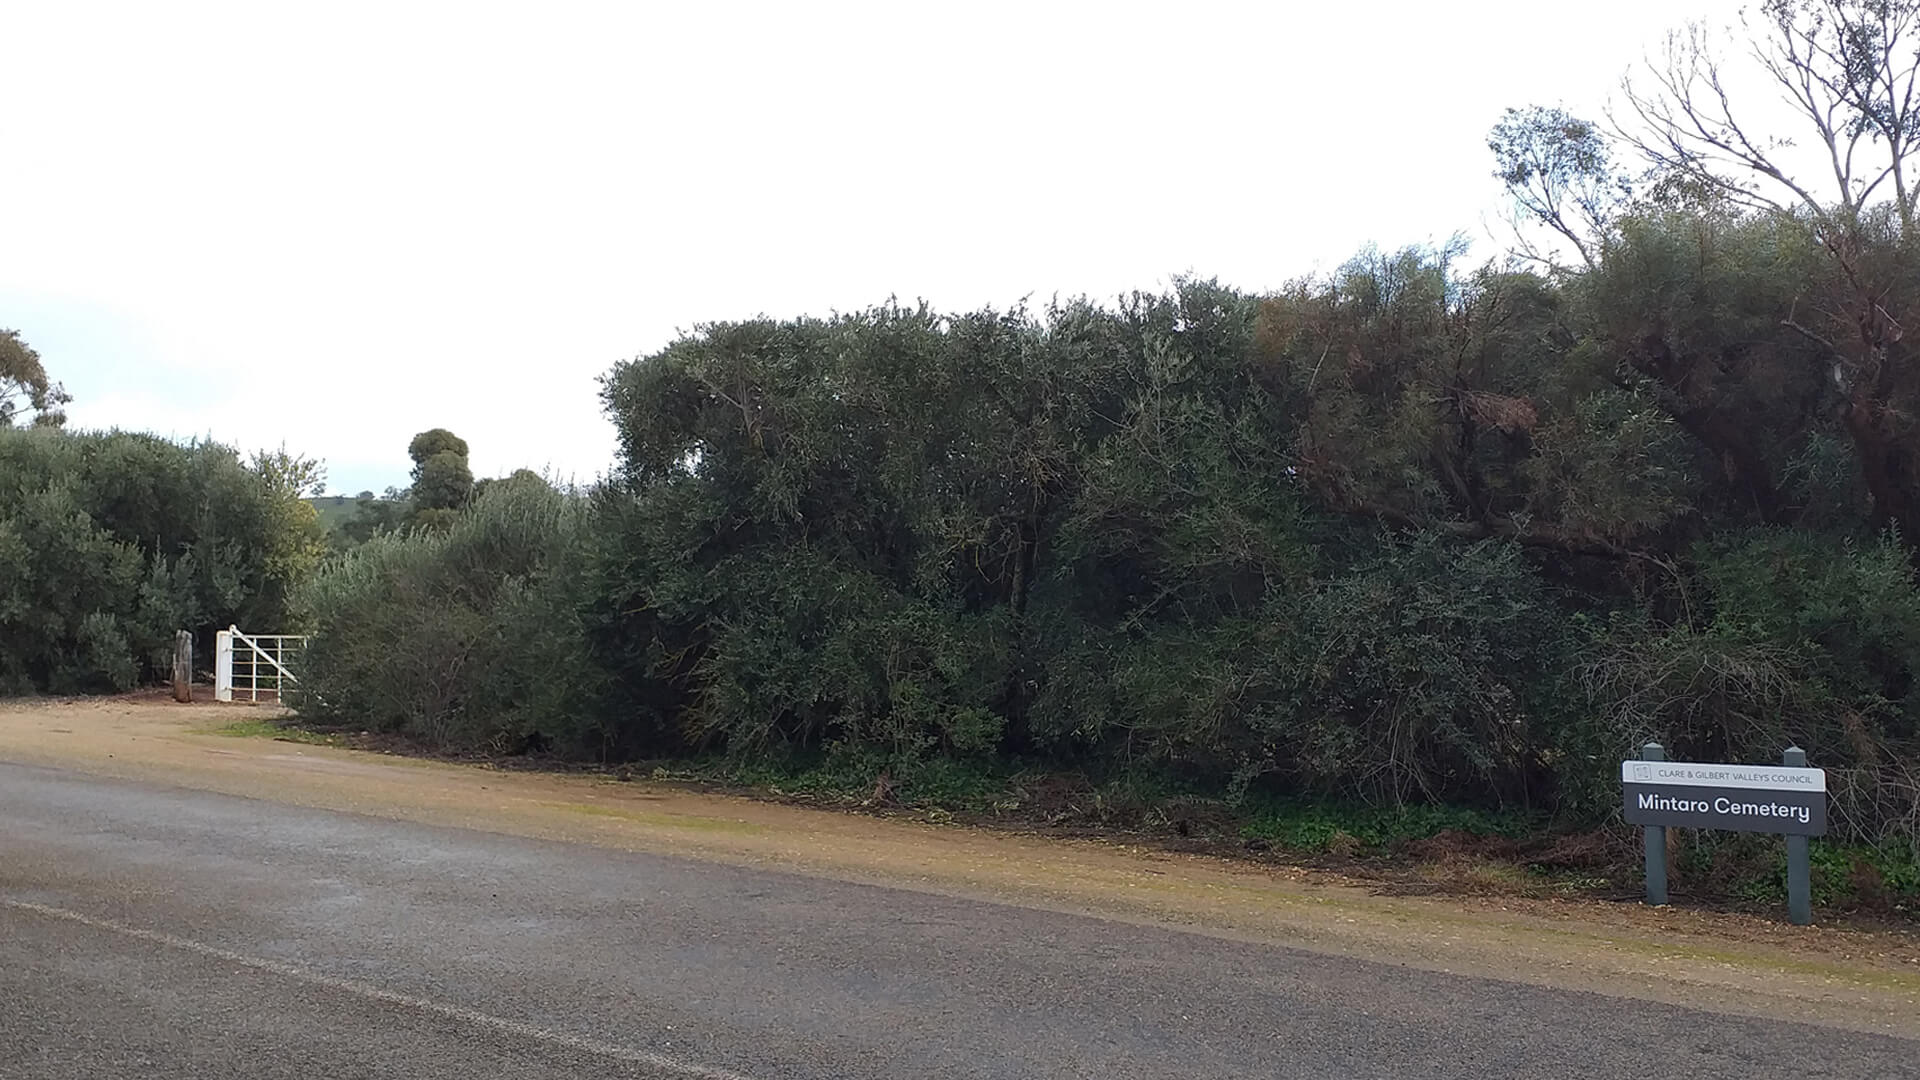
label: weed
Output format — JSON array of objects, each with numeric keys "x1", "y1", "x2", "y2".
[
  {"x1": 1676, "y1": 830, "x2": 1920, "y2": 912},
  {"x1": 204, "y1": 718, "x2": 344, "y2": 747},
  {"x1": 1237, "y1": 798, "x2": 1543, "y2": 855}
]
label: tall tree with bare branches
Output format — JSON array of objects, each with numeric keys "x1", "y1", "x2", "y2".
[
  {"x1": 1612, "y1": 1, "x2": 1920, "y2": 550},
  {"x1": 1620, "y1": 1, "x2": 1920, "y2": 225},
  {"x1": 1489, "y1": 106, "x2": 1630, "y2": 270}
]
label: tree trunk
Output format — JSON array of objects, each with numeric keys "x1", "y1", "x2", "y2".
[
  {"x1": 1634, "y1": 336, "x2": 1791, "y2": 525},
  {"x1": 1843, "y1": 396, "x2": 1920, "y2": 562}
]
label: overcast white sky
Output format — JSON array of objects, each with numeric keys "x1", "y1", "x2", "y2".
[{"x1": 3, "y1": 0, "x2": 1733, "y2": 495}]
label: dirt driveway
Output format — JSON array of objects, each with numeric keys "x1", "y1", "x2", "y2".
[{"x1": 3, "y1": 693, "x2": 1917, "y2": 1036}]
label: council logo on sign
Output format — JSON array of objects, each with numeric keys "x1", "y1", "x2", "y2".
[{"x1": 1631, "y1": 763, "x2": 1652, "y2": 781}]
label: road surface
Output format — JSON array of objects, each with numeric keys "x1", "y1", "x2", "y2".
[{"x1": 2, "y1": 761, "x2": 1914, "y2": 1079}]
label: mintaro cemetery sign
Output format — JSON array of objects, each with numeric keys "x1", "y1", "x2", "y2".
[{"x1": 1621, "y1": 759, "x2": 1826, "y2": 836}]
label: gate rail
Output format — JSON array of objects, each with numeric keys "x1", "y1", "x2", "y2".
[{"x1": 215, "y1": 626, "x2": 309, "y2": 704}]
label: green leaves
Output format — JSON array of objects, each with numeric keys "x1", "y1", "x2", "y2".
[
  {"x1": 407, "y1": 428, "x2": 475, "y2": 516},
  {"x1": 297, "y1": 478, "x2": 608, "y2": 752},
  {"x1": 0, "y1": 428, "x2": 308, "y2": 693},
  {"x1": 297, "y1": 256, "x2": 1920, "y2": 852},
  {"x1": 0, "y1": 328, "x2": 69, "y2": 429}
]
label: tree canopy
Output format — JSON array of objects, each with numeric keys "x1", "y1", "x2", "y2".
[
  {"x1": 0, "y1": 429, "x2": 322, "y2": 693},
  {"x1": 0, "y1": 329, "x2": 69, "y2": 429},
  {"x1": 406, "y1": 427, "x2": 474, "y2": 530}
]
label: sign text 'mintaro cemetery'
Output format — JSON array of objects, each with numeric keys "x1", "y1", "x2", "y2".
[{"x1": 1620, "y1": 760, "x2": 1827, "y2": 836}]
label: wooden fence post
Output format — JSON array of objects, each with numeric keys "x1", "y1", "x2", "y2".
[{"x1": 172, "y1": 630, "x2": 193, "y2": 703}]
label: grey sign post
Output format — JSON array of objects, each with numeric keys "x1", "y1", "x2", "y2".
[
  {"x1": 1639, "y1": 742, "x2": 1667, "y2": 907},
  {"x1": 1621, "y1": 747, "x2": 1825, "y2": 925},
  {"x1": 1783, "y1": 746, "x2": 1811, "y2": 925}
]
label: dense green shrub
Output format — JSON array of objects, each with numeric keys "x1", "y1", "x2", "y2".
[
  {"x1": 1588, "y1": 528, "x2": 1920, "y2": 843},
  {"x1": 293, "y1": 245, "x2": 1920, "y2": 859},
  {"x1": 297, "y1": 478, "x2": 610, "y2": 754},
  {"x1": 0, "y1": 428, "x2": 320, "y2": 695},
  {"x1": 1028, "y1": 537, "x2": 1586, "y2": 811}
]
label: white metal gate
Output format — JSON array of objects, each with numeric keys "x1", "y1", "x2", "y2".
[{"x1": 214, "y1": 626, "x2": 309, "y2": 704}]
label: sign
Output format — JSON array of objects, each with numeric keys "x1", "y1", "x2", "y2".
[{"x1": 1620, "y1": 760, "x2": 1826, "y2": 836}]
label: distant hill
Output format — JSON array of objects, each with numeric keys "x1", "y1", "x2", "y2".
[{"x1": 307, "y1": 494, "x2": 399, "y2": 533}]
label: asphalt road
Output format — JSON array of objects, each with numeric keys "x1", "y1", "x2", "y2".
[{"x1": 1, "y1": 761, "x2": 1913, "y2": 1080}]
